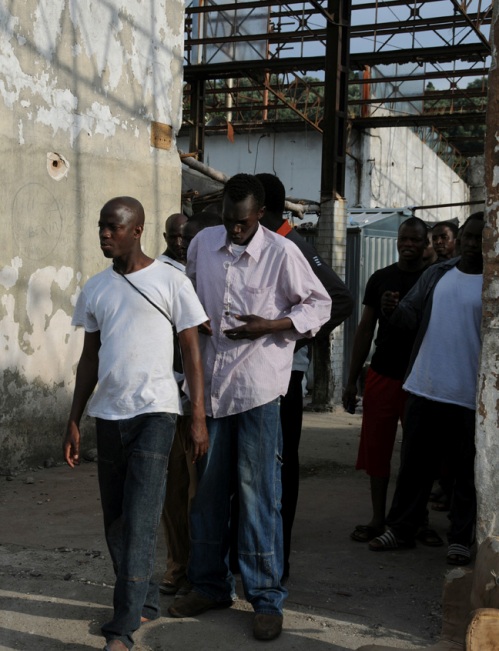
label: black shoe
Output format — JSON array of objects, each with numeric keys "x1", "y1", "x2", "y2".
[
  {"x1": 168, "y1": 591, "x2": 232, "y2": 618},
  {"x1": 253, "y1": 614, "x2": 283, "y2": 641}
]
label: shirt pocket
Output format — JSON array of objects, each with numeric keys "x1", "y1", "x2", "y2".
[{"x1": 244, "y1": 285, "x2": 276, "y2": 319}]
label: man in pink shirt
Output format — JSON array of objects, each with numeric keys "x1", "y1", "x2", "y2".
[{"x1": 168, "y1": 174, "x2": 331, "y2": 640}]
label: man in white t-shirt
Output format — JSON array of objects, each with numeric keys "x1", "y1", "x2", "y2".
[
  {"x1": 369, "y1": 213, "x2": 484, "y2": 566},
  {"x1": 63, "y1": 197, "x2": 209, "y2": 651}
]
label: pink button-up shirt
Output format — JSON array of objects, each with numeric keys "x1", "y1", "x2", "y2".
[{"x1": 186, "y1": 224, "x2": 331, "y2": 418}]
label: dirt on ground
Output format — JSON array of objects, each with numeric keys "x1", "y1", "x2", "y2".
[{"x1": 0, "y1": 409, "x2": 457, "y2": 650}]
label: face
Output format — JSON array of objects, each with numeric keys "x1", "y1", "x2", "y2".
[
  {"x1": 183, "y1": 221, "x2": 202, "y2": 250},
  {"x1": 99, "y1": 203, "x2": 141, "y2": 259},
  {"x1": 397, "y1": 225, "x2": 427, "y2": 262},
  {"x1": 222, "y1": 194, "x2": 264, "y2": 245},
  {"x1": 459, "y1": 219, "x2": 484, "y2": 267},
  {"x1": 423, "y1": 240, "x2": 438, "y2": 264},
  {"x1": 432, "y1": 225, "x2": 456, "y2": 259},
  {"x1": 164, "y1": 214, "x2": 188, "y2": 263}
]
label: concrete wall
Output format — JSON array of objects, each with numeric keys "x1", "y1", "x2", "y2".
[
  {"x1": 179, "y1": 126, "x2": 470, "y2": 222},
  {"x1": 0, "y1": 1, "x2": 185, "y2": 471},
  {"x1": 351, "y1": 126, "x2": 470, "y2": 222}
]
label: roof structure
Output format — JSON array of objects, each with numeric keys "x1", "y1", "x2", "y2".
[{"x1": 182, "y1": 1, "x2": 491, "y2": 166}]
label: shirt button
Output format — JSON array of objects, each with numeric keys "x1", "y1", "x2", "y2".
[{"x1": 225, "y1": 311, "x2": 230, "y2": 316}]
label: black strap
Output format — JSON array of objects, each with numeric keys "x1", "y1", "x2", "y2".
[{"x1": 115, "y1": 268, "x2": 173, "y2": 325}]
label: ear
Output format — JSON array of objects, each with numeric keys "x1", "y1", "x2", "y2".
[
  {"x1": 257, "y1": 205, "x2": 265, "y2": 221},
  {"x1": 134, "y1": 224, "x2": 144, "y2": 239}
]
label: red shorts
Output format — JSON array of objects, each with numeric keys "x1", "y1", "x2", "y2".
[{"x1": 355, "y1": 367, "x2": 407, "y2": 478}]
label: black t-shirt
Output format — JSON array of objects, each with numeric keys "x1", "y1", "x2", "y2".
[{"x1": 363, "y1": 263, "x2": 425, "y2": 380}]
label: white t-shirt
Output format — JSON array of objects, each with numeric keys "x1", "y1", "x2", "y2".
[
  {"x1": 403, "y1": 266, "x2": 482, "y2": 410},
  {"x1": 72, "y1": 260, "x2": 207, "y2": 420},
  {"x1": 157, "y1": 253, "x2": 186, "y2": 273}
]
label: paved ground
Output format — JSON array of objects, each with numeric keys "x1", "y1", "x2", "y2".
[{"x1": 0, "y1": 409, "x2": 457, "y2": 650}]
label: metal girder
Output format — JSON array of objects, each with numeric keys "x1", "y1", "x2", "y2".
[
  {"x1": 449, "y1": 0, "x2": 492, "y2": 49},
  {"x1": 184, "y1": 43, "x2": 489, "y2": 81},
  {"x1": 352, "y1": 111, "x2": 486, "y2": 128},
  {"x1": 183, "y1": 1, "x2": 491, "y2": 164}
]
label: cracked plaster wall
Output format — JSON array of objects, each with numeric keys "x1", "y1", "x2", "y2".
[{"x1": 0, "y1": 0, "x2": 185, "y2": 470}]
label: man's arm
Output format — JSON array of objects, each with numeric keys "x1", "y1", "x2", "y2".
[
  {"x1": 224, "y1": 315, "x2": 293, "y2": 341},
  {"x1": 63, "y1": 330, "x2": 101, "y2": 468},
  {"x1": 285, "y1": 231, "x2": 353, "y2": 335},
  {"x1": 178, "y1": 326, "x2": 209, "y2": 461},
  {"x1": 310, "y1": 262, "x2": 354, "y2": 336},
  {"x1": 388, "y1": 267, "x2": 436, "y2": 330},
  {"x1": 342, "y1": 305, "x2": 377, "y2": 410}
]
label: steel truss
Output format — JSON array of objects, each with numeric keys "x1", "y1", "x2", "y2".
[{"x1": 183, "y1": 1, "x2": 491, "y2": 172}]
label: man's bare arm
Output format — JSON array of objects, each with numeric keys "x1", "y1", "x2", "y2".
[
  {"x1": 63, "y1": 331, "x2": 101, "y2": 468},
  {"x1": 178, "y1": 326, "x2": 209, "y2": 462},
  {"x1": 342, "y1": 306, "x2": 377, "y2": 410}
]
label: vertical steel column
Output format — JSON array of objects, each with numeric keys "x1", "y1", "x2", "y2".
[
  {"x1": 189, "y1": 78, "x2": 206, "y2": 161},
  {"x1": 312, "y1": 0, "x2": 351, "y2": 409}
]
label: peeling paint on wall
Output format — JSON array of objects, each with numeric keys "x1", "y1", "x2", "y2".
[
  {"x1": 0, "y1": 0, "x2": 185, "y2": 470},
  {"x1": 1, "y1": 261, "x2": 82, "y2": 386},
  {"x1": 0, "y1": 0, "x2": 184, "y2": 146}
]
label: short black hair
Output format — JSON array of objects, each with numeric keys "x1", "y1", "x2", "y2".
[
  {"x1": 224, "y1": 173, "x2": 265, "y2": 210},
  {"x1": 460, "y1": 211, "x2": 484, "y2": 233},
  {"x1": 188, "y1": 211, "x2": 223, "y2": 229},
  {"x1": 255, "y1": 173, "x2": 286, "y2": 214},
  {"x1": 399, "y1": 216, "x2": 428, "y2": 238},
  {"x1": 432, "y1": 221, "x2": 459, "y2": 237}
]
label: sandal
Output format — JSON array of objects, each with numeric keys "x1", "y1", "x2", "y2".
[
  {"x1": 447, "y1": 543, "x2": 471, "y2": 566},
  {"x1": 369, "y1": 529, "x2": 415, "y2": 551},
  {"x1": 350, "y1": 524, "x2": 384, "y2": 543},
  {"x1": 416, "y1": 527, "x2": 444, "y2": 547}
]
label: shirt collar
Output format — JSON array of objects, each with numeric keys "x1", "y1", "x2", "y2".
[{"x1": 211, "y1": 224, "x2": 264, "y2": 262}]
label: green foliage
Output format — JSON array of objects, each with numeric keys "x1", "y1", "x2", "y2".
[
  {"x1": 198, "y1": 71, "x2": 361, "y2": 124},
  {"x1": 424, "y1": 78, "x2": 486, "y2": 141}
]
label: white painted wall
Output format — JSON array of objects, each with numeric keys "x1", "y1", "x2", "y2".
[
  {"x1": 0, "y1": 0, "x2": 185, "y2": 470},
  {"x1": 179, "y1": 126, "x2": 470, "y2": 223}
]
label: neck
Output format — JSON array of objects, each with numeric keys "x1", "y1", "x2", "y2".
[
  {"x1": 113, "y1": 251, "x2": 153, "y2": 275},
  {"x1": 164, "y1": 249, "x2": 185, "y2": 265},
  {"x1": 397, "y1": 258, "x2": 426, "y2": 272},
  {"x1": 457, "y1": 258, "x2": 483, "y2": 275},
  {"x1": 260, "y1": 212, "x2": 284, "y2": 232}
]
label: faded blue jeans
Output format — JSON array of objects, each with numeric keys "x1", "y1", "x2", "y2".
[
  {"x1": 188, "y1": 400, "x2": 287, "y2": 615},
  {"x1": 96, "y1": 412, "x2": 176, "y2": 649}
]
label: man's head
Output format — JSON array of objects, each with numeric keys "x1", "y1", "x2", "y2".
[
  {"x1": 255, "y1": 173, "x2": 286, "y2": 231},
  {"x1": 397, "y1": 217, "x2": 429, "y2": 268},
  {"x1": 459, "y1": 212, "x2": 484, "y2": 271},
  {"x1": 163, "y1": 212, "x2": 188, "y2": 263},
  {"x1": 222, "y1": 173, "x2": 265, "y2": 245},
  {"x1": 99, "y1": 196, "x2": 145, "y2": 260},
  {"x1": 423, "y1": 239, "x2": 438, "y2": 266},
  {"x1": 184, "y1": 211, "x2": 223, "y2": 248},
  {"x1": 431, "y1": 221, "x2": 458, "y2": 260}
]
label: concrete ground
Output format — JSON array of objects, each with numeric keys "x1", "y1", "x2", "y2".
[{"x1": 0, "y1": 409, "x2": 457, "y2": 650}]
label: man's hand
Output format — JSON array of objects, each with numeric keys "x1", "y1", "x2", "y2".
[
  {"x1": 342, "y1": 383, "x2": 358, "y2": 414},
  {"x1": 224, "y1": 314, "x2": 272, "y2": 341},
  {"x1": 63, "y1": 422, "x2": 81, "y2": 468},
  {"x1": 380, "y1": 291, "x2": 400, "y2": 317},
  {"x1": 198, "y1": 320, "x2": 213, "y2": 336},
  {"x1": 189, "y1": 416, "x2": 209, "y2": 463}
]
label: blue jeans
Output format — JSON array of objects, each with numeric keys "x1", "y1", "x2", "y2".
[
  {"x1": 188, "y1": 400, "x2": 287, "y2": 615},
  {"x1": 96, "y1": 412, "x2": 176, "y2": 649}
]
